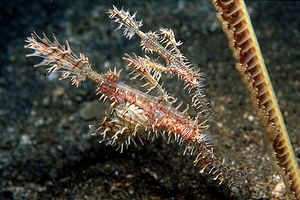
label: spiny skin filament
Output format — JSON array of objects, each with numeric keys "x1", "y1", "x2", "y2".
[
  {"x1": 25, "y1": 6, "x2": 239, "y2": 188},
  {"x1": 123, "y1": 53, "x2": 168, "y2": 98},
  {"x1": 25, "y1": 32, "x2": 91, "y2": 87},
  {"x1": 107, "y1": 6, "x2": 211, "y2": 118},
  {"x1": 212, "y1": 0, "x2": 300, "y2": 199}
]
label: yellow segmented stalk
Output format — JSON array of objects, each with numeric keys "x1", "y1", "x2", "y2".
[{"x1": 212, "y1": 0, "x2": 300, "y2": 199}]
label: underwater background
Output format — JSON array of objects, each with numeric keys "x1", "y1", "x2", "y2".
[{"x1": 1, "y1": 0, "x2": 300, "y2": 199}]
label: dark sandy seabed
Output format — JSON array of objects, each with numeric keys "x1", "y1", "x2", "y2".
[{"x1": 1, "y1": 0, "x2": 300, "y2": 199}]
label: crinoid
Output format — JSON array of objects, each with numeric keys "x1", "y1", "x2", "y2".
[
  {"x1": 212, "y1": 0, "x2": 300, "y2": 199},
  {"x1": 25, "y1": 6, "x2": 238, "y2": 191}
]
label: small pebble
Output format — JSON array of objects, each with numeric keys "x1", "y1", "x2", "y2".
[
  {"x1": 248, "y1": 115, "x2": 255, "y2": 122},
  {"x1": 47, "y1": 71, "x2": 59, "y2": 81},
  {"x1": 217, "y1": 122, "x2": 223, "y2": 128},
  {"x1": 20, "y1": 134, "x2": 31, "y2": 145},
  {"x1": 52, "y1": 87, "x2": 65, "y2": 96},
  {"x1": 79, "y1": 101, "x2": 102, "y2": 120}
]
